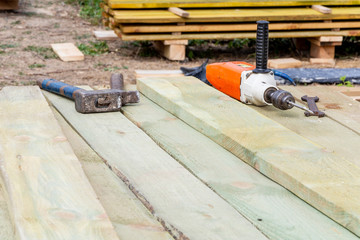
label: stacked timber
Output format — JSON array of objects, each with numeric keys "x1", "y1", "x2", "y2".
[
  {"x1": 100, "y1": 0, "x2": 360, "y2": 60},
  {"x1": 101, "y1": 0, "x2": 360, "y2": 41}
]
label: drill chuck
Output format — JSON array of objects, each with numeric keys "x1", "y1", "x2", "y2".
[{"x1": 265, "y1": 89, "x2": 295, "y2": 110}]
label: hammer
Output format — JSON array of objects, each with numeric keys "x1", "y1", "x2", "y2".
[{"x1": 37, "y1": 74, "x2": 139, "y2": 113}]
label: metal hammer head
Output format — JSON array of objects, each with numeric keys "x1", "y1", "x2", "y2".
[{"x1": 74, "y1": 89, "x2": 139, "y2": 113}]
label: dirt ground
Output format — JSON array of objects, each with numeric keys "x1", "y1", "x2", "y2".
[{"x1": 1, "y1": 0, "x2": 360, "y2": 89}]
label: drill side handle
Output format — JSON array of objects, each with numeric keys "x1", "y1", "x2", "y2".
[{"x1": 37, "y1": 79, "x2": 83, "y2": 100}]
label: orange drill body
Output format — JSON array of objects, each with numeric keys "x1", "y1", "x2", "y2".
[{"x1": 206, "y1": 61, "x2": 255, "y2": 100}]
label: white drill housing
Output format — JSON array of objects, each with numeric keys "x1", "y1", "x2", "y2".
[{"x1": 240, "y1": 70, "x2": 278, "y2": 106}]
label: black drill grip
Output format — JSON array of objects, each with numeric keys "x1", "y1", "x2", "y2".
[{"x1": 253, "y1": 20, "x2": 270, "y2": 73}]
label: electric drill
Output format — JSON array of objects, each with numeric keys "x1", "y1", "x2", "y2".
[{"x1": 206, "y1": 20, "x2": 311, "y2": 112}]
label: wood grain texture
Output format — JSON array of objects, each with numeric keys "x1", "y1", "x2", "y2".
[
  {"x1": 0, "y1": 185, "x2": 14, "y2": 240},
  {"x1": 281, "y1": 85, "x2": 360, "y2": 135},
  {"x1": 51, "y1": 43, "x2": 84, "y2": 62},
  {"x1": 0, "y1": 86, "x2": 119, "y2": 240},
  {"x1": 114, "y1": 28, "x2": 360, "y2": 41},
  {"x1": 119, "y1": 21, "x2": 360, "y2": 33},
  {"x1": 110, "y1": 7, "x2": 360, "y2": 23},
  {"x1": 122, "y1": 94, "x2": 359, "y2": 240},
  {"x1": 310, "y1": 44, "x2": 335, "y2": 58},
  {"x1": 311, "y1": 5, "x2": 332, "y2": 14},
  {"x1": 245, "y1": 88, "x2": 360, "y2": 167},
  {"x1": 93, "y1": 30, "x2": 118, "y2": 40},
  {"x1": 52, "y1": 109, "x2": 174, "y2": 240},
  {"x1": 168, "y1": 7, "x2": 190, "y2": 17},
  {"x1": 43, "y1": 90, "x2": 268, "y2": 240},
  {"x1": 107, "y1": 0, "x2": 360, "y2": 8},
  {"x1": 268, "y1": 58, "x2": 302, "y2": 68},
  {"x1": 309, "y1": 58, "x2": 336, "y2": 66},
  {"x1": 137, "y1": 76, "x2": 360, "y2": 237},
  {"x1": 341, "y1": 89, "x2": 360, "y2": 101},
  {"x1": 0, "y1": 0, "x2": 18, "y2": 10},
  {"x1": 153, "y1": 41, "x2": 186, "y2": 60}
]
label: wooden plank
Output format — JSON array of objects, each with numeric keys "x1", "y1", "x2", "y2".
[
  {"x1": 114, "y1": 28, "x2": 360, "y2": 41},
  {"x1": 51, "y1": 43, "x2": 84, "y2": 62},
  {"x1": 110, "y1": 7, "x2": 360, "y2": 23},
  {"x1": 268, "y1": 58, "x2": 302, "y2": 68},
  {"x1": 137, "y1": 76, "x2": 360, "y2": 237},
  {"x1": 308, "y1": 38, "x2": 342, "y2": 46},
  {"x1": 107, "y1": 0, "x2": 360, "y2": 8},
  {"x1": 93, "y1": 30, "x2": 118, "y2": 40},
  {"x1": 247, "y1": 87, "x2": 360, "y2": 167},
  {"x1": 168, "y1": 7, "x2": 190, "y2": 18},
  {"x1": 153, "y1": 41, "x2": 186, "y2": 60},
  {"x1": 0, "y1": 185, "x2": 15, "y2": 240},
  {"x1": 311, "y1": 5, "x2": 332, "y2": 14},
  {"x1": 310, "y1": 43, "x2": 335, "y2": 58},
  {"x1": 43, "y1": 90, "x2": 268, "y2": 240},
  {"x1": 122, "y1": 93, "x2": 360, "y2": 240},
  {"x1": 163, "y1": 40, "x2": 188, "y2": 45},
  {"x1": 341, "y1": 90, "x2": 360, "y2": 101},
  {"x1": 119, "y1": 21, "x2": 360, "y2": 33},
  {"x1": 0, "y1": 0, "x2": 18, "y2": 10},
  {"x1": 309, "y1": 58, "x2": 336, "y2": 66},
  {"x1": 0, "y1": 86, "x2": 119, "y2": 240},
  {"x1": 281, "y1": 85, "x2": 360, "y2": 135},
  {"x1": 317, "y1": 36, "x2": 343, "y2": 42},
  {"x1": 101, "y1": 2, "x2": 110, "y2": 13},
  {"x1": 136, "y1": 70, "x2": 183, "y2": 78},
  {"x1": 52, "y1": 109, "x2": 174, "y2": 240}
]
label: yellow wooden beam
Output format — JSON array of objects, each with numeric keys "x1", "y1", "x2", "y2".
[
  {"x1": 107, "y1": 0, "x2": 360, "y2": 9},
  {"x1": 109, "y1": 7, "x2": 360, "y2": 23},
  {"x1": 114, "y1": 27, "x2": 360, "y2": 40},
  {"x1": 119, "y1": 21, "x2": 360, "y2": 33}
]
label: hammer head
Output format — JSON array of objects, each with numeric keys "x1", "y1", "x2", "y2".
[{"x1": 74, "y1": 89, "x2": 139, "y2": 113}]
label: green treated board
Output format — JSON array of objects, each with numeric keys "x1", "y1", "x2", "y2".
[
  {"x1": 52, "y1": 109, "x2": 174, "y2": 240},
  {"x1": 110, "y1": 7, "x2": 360, "y2": 23},
  {"x1": 106, "y1": 0, "x2": 360, "y2": 8},
  {"x1": 43, "y1": 90, "x2": 268, "y2": 240},
  {"x1": 0, "y1": 185, "x2": 14, "y2": 240},
  {"x1": 122, "y1": 94, "x2": 359, "y2": 240},
  {"x1": 137, "y1": 76, "x2": 360, "y2": 237},
  {"x1": 0, "y1": 86, "x2": 119, "y2": 240},
  {"x1": 246, "y1": 86, "x2": 360, "y2": 167},
  {"x1": 281, "y1": 85, "x2": 360, "y2": 135}
]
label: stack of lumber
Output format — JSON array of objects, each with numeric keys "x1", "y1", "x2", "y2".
[
  {"x1": 1, "y1": 78, "x2": 360, "y2": 239},
  {"x1": 101, "y1": 0, "x2": 360, "y2": 41},
  {"x1": 0, "y1": 0, "x2": 18, "y2": 9}
]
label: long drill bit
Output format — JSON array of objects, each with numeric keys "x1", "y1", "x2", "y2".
[{"x1": 287, "y1": 100, "x2": 315, "y2": 115}]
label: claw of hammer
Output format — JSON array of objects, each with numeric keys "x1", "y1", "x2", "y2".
[{"x1": 301, "y1": 95, "x2": 325, "y2": 118}]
